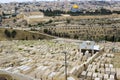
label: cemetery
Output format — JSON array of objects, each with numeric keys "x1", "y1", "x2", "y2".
[{"x1": 0, "y1": 39, "x2": 119, "y2": 80}]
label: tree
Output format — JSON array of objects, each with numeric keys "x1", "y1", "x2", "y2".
[
  {"x1": 100, "y1": 8, "x2": 112, "y2": 15},
  {"x1": 105, "y1": 35, "x2": 107, "y2": 41},
  {"x1": 66, "y1": 19, "x2": 71, "y2": 24},
  {"x1": 13, "y1": 19, "x2": 16, "y2": 23},
  {"x1": 11, "y1": 30, "x2": 17, "y2": 38},
  {"x1": 28, "y1": 24, "x2": 32, "y2": 27},
  {"x1": 32, "y1": 35, "x2": 35, "y2": 39},
  {"x1": 6, "y1": 24, "x2": 9, "y2": 27},
  {"x1": 118, "y1": 37, "x2": 120, "y2": 42},
  {"x1": 112, "y1": 35, "x2": 115, "y2": 42},
  {"x1": 46, "y1": 19, "x2": 53, "y2": 24},
  {"x1": 26, "y1": 36, "x2": 28, "y2": 40},
  {"x1": 48, "y1": 30, "x2": 52, "y2": 35},
  {"x1": 44, "y1": 29, "x2": 48, "y2": 33},
  {"x1": 4, "y1": 29, "x2": 11, "y2": 38},
  {"x1": 37, "y1": 22, "x2": 44, "y2": 26},
  {"x1": 74, "y1": 34, "x2": 79, "y2": 39}
]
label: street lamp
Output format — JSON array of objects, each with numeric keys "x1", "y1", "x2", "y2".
[
  {"x1": 113, "y1": 26, "x2": 117, "y2": 43},
  {"x1": 62, "y1": 51, "x2": 67, "y2": 80}
]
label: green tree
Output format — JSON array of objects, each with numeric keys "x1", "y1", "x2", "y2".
[
  {"x1": 32, "y1": 35, "x2": 35, "y2": 39},
  {"x1": 4, "y1": 29, "x2": 11, "y2": 38},
  {"x1": 100, "y1": 8, "x2": 112, "y2": 15},
  {"x1": 48, "y1": 19, "x2": 53, "y2": 23},
  {"x1": 44, "y1": 29, "x2": 48, "y2": 33},
  {"x1": 28, "y1": 24, "x2": 32, "y2": 27},
  {"x1": 13, "y1": 19, "x2": 16, "y2": 23},
  {"x1": 74, "y1": 34, "x2": 79, "y2": 39},
  {"x1": 66, "y1": 19, "x2": 71, "y2": 24},
  {"x1": 11, "y1": 30, "x2": 17, "y2": 38},
  {"x1": 48, "y1": 30, "x2": 52, "y2": 35},
  {"x1": 45, "y1": 19, "x2": 53, "y2": 24}
]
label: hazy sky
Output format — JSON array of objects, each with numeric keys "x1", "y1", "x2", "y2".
[
  {"x1": 0, "y1": 0, "x2": 55, "y2": 3},
  {"x1": 0, "y1": 0, "x2": 33, "y2": 3},
  {"x1": 0, "y1": 0, "x2": 118, "y2": 3}
]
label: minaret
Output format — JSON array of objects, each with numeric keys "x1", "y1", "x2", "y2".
[
  {"x1": 54, "y1": 0, "x2": 56, "y2": 10},
  {"x1": 57, "y1": 0, "x2": 60, "y2": 9},
  {"x1": 65, "y1": 0, "x2": 68, "y2": 12}
]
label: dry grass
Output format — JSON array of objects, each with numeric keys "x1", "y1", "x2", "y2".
[{"x1": 0, "y1": 28, "x2": 55, "y2": 41}]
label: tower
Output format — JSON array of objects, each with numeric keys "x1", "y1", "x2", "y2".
[
  {"x1": 54, "y1": 0, "x2": 56, "y2": 10},
  {"x1": 57, "y1": 0, "x2": 60, "y2": 9},
  {"x1": 64, "y1": 0, "x2": 68, "y2": 12}
]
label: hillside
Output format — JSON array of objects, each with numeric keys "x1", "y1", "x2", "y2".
[{"x1": 0, "y1": 28, "x2": 55, "y2": 41}]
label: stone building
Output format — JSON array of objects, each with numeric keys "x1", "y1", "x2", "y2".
[
  {"x1": 18, "y1": 12, "x2": 52, "y2": 25},
  {"x1": 23, "y1": 12, "x2": 44, "y2": 24}
]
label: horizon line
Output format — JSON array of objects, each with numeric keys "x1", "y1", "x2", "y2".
[{"x1": 0, "y1": 0, "x2": 120, "y2": 4}]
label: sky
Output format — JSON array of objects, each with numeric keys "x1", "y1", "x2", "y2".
[
  {"x1": 0, "y1": 0, "x2": 55, "y2": 3},
  {"x1": 0, "y1": 0, "x2": 33, "y2": 3},
  {"x1": 0, "y1": 0, "x2": 119, "y2": 3}
]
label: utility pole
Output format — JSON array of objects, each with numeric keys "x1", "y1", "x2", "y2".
[
  {"x1": 62, "y1": 51, "x2": 67, "y2": 80},
  {"x1": 112, "y1": 25, "x2": 117, "y2": 52}
]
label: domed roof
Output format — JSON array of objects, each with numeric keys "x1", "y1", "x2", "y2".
[{"x1": 72, "y1": 4, "x2": 79, "y2": 9}]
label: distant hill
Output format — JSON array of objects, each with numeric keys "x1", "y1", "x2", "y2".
[{"x1": 0, "y1": 28, "x2": 55, "y2": 41}]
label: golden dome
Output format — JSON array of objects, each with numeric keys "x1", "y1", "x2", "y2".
[{"x1": 72, "y1": 4, "x2": 79, "y2": 9}]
